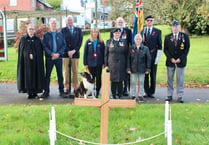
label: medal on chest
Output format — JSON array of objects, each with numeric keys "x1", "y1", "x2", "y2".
[
  {"x1": 122, "y1": 31, "x2": 127, "y2": 39},
  {"x1": 119, "y1": 42, "x2": 124, "y2": 46}
]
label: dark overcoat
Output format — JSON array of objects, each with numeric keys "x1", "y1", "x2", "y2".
[
  {"x1": 105, "y1": 38, "x2": 128, "y2": 82},
  {"x1": 17, "y1": 34, "x2": 44, "y2": 93}
]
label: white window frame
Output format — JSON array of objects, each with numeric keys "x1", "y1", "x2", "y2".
[{"x1": 10, "y1": 0, "x2": 17, "y2": 6}]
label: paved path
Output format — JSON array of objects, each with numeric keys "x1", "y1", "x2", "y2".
[{"x1": 0, "y1": 83, "x2": 208, "y2": 105}]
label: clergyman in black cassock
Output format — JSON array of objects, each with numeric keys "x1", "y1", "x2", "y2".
[{"x1": 17, "y1": 24, "x2": 44, "y2": 99}]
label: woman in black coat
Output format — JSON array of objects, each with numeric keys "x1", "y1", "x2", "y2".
[
  {"x1": 105, "y1": 28, "x2": 128, "y2": 99},
  {"x1": 84, "y1": 28, "x2": 105, "y2": 97},
  {"x1": 17, "y1": 24, "x2": 44, "y2": 99}
]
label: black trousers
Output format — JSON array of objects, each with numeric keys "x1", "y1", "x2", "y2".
[
  {"x1": 111, "y1": 81, "x2": 123, "y2": 99},
  {"x1": 144, "y1": 64, "x2": 157, "y2": 96},
  {"x1": 123, "y1": 73, "x2": 130, "y2": 92},
  {"x1": 88, "y1": 66, "x2": 102, "y2": 96}
]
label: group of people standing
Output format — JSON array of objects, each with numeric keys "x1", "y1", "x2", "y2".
[{"x1": 17, "y1": 14, "x2": 190, "y2": 103}]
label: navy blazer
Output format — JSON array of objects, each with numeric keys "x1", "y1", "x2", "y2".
[
  {"x1": 142, "y1": 27, "x2": 162, "y2": 63},
  {"x1": 43, "y1": 31, "x2": 66, "y2": 59},
  {"x1": 83, "y1": 39, "x2": 105, "y2": 67},
  {"x1": 164, "y1": 32, "x2": 190, "y2": 67},
  {"x1": 110, "y1": 27, "x2": 132, "y2": 47},
  {"x1": 61, "y1": 26, "x2": 83, "y2": 58}
]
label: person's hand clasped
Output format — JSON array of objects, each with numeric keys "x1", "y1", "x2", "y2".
[
  {"x1": 68, "y1": 50, "x2": 76, "y2": 58},
  {"x1": 52, "y1": 53, "x2": 59, "y2": 60}
]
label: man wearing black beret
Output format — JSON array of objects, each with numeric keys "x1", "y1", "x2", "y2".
[
  {"x1": 142, "y1": 15, "x2": 162, "y2": 98},
  {"x1": 164, "y1": 20, "x2": 190, "y2": 103}
]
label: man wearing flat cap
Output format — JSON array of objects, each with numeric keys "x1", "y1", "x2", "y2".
[
  {"x1": 105, "y1": 28, "x2": 128, "y2": 99},
  {"x1": 110, "y1": 17, "x2": 132, "y2": 96},
  {"x1": 142, "y1": 15, "x2": 162, "y2": 98},
  {"x1": 164, "y1": 20, "x2": 190, "y2": 103}
]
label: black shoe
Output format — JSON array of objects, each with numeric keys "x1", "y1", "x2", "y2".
[
  {"x1": 165, "y1": 96, "x2": 172, "y2": 101},
  {"x1": 143, "y1": 95, "x2": 149, "y2": 98},
  {"x1": 60, "y1": 92, "x2": 67, "y2": 98},
  {"x1": 112, "y1": 95, "x2": 116, "y2": 99},
  {"x1": 40, "y1": 92, "x2": 49, "y2": 98},
  {"x1": 136, "y1": 96, "x2": 144, "y2": 102},
  {"x1": 177, "y1": 97, "x2": 184, "y2": 103},
  {"x1": 123, "y1": 91, "x2": 129, "y2": 96},
  {"x1": 149, "y1": 95, "x2": 155, "y2": 98},
  {"x1": 27, "y1": 94, "x2": 34, "y2": 99},
  {"x1": 131, "y1": 96, "x2": 136, "y2": 100},
  {"x1": 32, "y1": 93, "x2": 38, "y2": 98}
]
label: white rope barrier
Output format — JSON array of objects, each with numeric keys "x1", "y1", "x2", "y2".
[
  {"x1": 49, "y1": 102, "x2": 172, "y2": 145},
  {"x1": 56, "y1": 130, "x2": 165, "y2": 145}
]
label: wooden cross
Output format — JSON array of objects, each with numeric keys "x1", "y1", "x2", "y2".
[{"x1": 74, "y1": 73, "x2": 136, "y2": 144}]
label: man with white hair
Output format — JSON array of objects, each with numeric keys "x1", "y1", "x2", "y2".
[
  {"x1": 110, "y1": 17, "x2": 132, "y2": 96},
  {"x1": 61, "y1": 15, "x2": 83, "y2": 96},
  {"x1": 41, "y1": 18, "x2": 66, "y2": 98}
]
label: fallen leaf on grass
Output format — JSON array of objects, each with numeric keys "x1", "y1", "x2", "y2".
[
  {"x1": 202, "y1": 129, "x2": 205, "y2": 135},
  {"x1": 13, "y1": 140, "x2": 16, "y2": 143},
  {"x1": 129, "y1": 127, "x2": 137, "y2": 131},
  {"x1": 38, "y1": 130, "x2": 43, "y2": 133}
]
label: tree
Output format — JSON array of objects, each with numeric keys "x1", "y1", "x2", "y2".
[
  {"x1": 14, "y1": 20, "x2": 49, "y2": 50},
  {"x1": 101, "y1": 0, "x2": 136, "y2": 27},
  {"x1": 143, "y1": 0, "x2": 209, "y2": 34},
  {"x1": 46, "y1": 0, "x2": 61, "y2": 9}
]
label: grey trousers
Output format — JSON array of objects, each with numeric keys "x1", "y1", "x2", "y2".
[
  {"x1": 130, "y1": 73, "x2": 145, "y2": 97},
  {"x1": 167, "y1": 66, "x2": 185, "y2": 97}
]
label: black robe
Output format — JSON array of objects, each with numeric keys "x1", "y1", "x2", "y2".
[{"x1": 17, "y1": 34, "x2": 44, "y2": 94}]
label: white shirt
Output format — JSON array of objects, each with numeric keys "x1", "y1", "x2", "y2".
[
  {"x1": 147, "y1": 27, "x2": 153, "y2": 35},
  {"x1": 173, "y1": 32, "x2": 179, "y2": 39}
]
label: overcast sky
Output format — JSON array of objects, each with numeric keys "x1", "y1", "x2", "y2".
[{"x1": 62, "y1": 0, "x2": 83, "y2": 12}]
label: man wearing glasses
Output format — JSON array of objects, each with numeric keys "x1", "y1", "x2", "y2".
[{"x1": 142, "y1": 15, "x2": 162, "y2": 98}]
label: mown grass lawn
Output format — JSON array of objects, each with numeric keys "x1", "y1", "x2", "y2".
[
  {"x1": 0, "y1": 25, "x2": 208, "y2": 86},
  {"x1": 0, "y1": 103, "x2": 208, "y2": 145}
]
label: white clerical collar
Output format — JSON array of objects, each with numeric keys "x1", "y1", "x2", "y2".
[{"x1": 29, "y1": 35, "x2": 34, "y2": 38}]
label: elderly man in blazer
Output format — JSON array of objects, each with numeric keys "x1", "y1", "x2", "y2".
[
  {"x1": 142, "y1": 15, "x2": 162, "y2": 98},
  {"x1": 164, "y1": 20, "x2": 190, "y2": 103},
  {"x1": 61, "y1": 15, "x2": 83, "y2": 95}
]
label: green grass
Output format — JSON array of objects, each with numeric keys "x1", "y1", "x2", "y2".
[
  {"x1": 0, "y1": 25, "x2": 209, "y2": 86},
  {"x1": 0, "y1": 103, "x2": 208, "y2": 144}
]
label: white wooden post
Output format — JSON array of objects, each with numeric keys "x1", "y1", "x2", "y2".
[
  {"x1": 167, "y1": 120, "x2": 172, "y2": 145},
  {"x1": 165, "y1": 101, "x2": 169, "y2": 138},
  {"x1": 49, "y1": 107, "x2": 56, "y2": 145}
]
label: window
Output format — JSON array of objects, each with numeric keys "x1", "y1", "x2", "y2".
[
  {"x1": 10, "y1": 0, "x2": 17, "y2": 6},
  {"x1": 32, "y1": 0, "x2": 35, "y2": 7}
]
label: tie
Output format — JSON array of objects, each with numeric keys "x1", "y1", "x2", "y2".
[
  {"x1": 52, "y1": 33, "x2": 57, "y2": 53},
  {"x1": 147, "y1": 28, "x2": 150, "y2": 39},
  {"x1": 69, "y1": 28, "x2": 73, "y2": 35},
  {"x1": 174, "y1": 34, "x2": 177, "y2": 40}
]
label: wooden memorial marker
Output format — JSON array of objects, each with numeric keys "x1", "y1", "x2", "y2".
[{"x1": 74, "y1": 73, "x2": 136, "y2": 144}]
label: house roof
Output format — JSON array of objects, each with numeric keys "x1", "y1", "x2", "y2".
[{"x1": 37, "y1": 0, "x2": 53, "y2": 9}]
